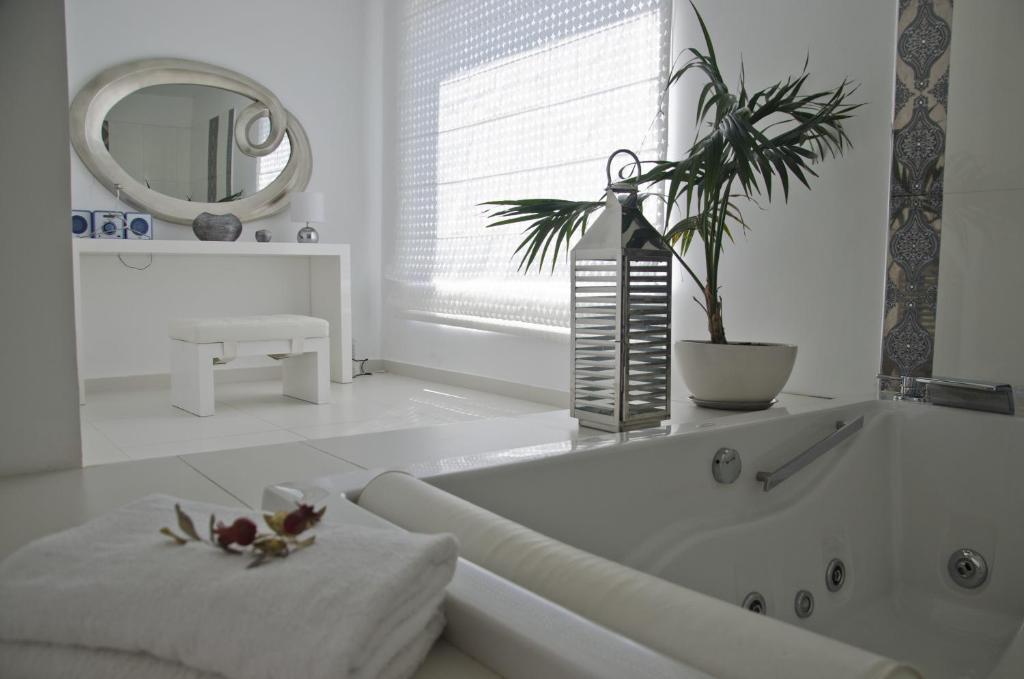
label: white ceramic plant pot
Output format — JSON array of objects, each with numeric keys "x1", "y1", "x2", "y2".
[{"x1": 675, "y1": 340, "x2": 797, "y2": 407}]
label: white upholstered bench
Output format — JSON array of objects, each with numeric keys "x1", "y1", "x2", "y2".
[{"x1": 169, "y1": 314, "x2": 330, "y2": 417}]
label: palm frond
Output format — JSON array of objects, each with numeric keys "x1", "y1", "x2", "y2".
[{"x1": 482, "y1": 199, "x2": 603, "y2": 272}]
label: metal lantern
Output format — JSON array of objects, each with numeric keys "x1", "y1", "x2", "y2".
[{"x1": 570, "y1": 149, "x2": 672, "y2": 432}]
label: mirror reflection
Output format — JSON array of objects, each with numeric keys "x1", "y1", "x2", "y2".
[{"x1": 103, "y1": 84, "x2": 291, "y2": 203}]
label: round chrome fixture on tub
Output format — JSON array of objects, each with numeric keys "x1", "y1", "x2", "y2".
[
  {"x1": 794, "y1": 590, "x2": 815, "y2": 618},
  {"x1": 826, "y1": 558, "x2": 846, "y2": 592},
  {"x1": 947, "y1": 548, "x2": 988, "y2": 589},
  {"x1": 712, "y1": 447, "x2": 742, "y2": 484},
  {"x1": 741, "y1": 591, "x2": 767, "y2": 615}
]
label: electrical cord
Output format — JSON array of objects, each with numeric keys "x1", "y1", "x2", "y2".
[
  {"x1": 352, "y1": 340, "x2": 373, "y2": 377},
  {"x1": 353, "y1": 356, "x2": 372, "y2": 377},
  {"x1": 117, "y1": 253, "x2": 153, "y2": 270},
  {"x1": 110, "y1": 184, "x2": 154, "y2": 270}
]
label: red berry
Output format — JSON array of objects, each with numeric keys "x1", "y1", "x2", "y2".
[
  {"x1": 281, "y1": 504, "x2": 325, "y2": 535},
  {"x1": 214, "y1": 518, "x2": 258, "y2": 546},
  {"x1": 232, "y1": 518, "x2": 258, "y2": 546},
  {"x1": 282, "y1": 511, "x2": 306, "y2": 535}
]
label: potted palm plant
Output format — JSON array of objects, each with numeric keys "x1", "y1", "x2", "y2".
[{"x1": 484, "y1": 4, "x2": 860, "y2": 408}]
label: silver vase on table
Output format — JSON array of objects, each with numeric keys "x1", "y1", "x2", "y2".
[{"x1": 192, "y1": 212, "x2": 242, "y2": 241}]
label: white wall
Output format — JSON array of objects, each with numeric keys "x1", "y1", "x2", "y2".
[
  {"x1": 933, "y1": 0, "x2": 1024, "y2": 386},
  {"x1": 66, "y1": 0, "x2": 381, "y2": 372},
  {"x1": 0, "y1": 0, "x2": 82, "y2": 475},
  {"x1": 669, "y1": 1, "x2": 895, "y2": 398},
  {"x1": 65, "y1": 1, "x2": 904, "y2": 397},
  {"x1": 378, "y1": 0, "x2": 896, "y2": 398}
]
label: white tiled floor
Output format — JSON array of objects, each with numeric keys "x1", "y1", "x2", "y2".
[
  {"x1": 80, "y1": 373, "x2": 556, "y2": 465},
  {"x1": 180, "y1": 442, "x2": 362, "y2": 509}
]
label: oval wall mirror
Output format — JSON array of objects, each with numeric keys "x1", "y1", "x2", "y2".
[{"x1": 70, "y1": 58, "x2": 311, "y2": 225}]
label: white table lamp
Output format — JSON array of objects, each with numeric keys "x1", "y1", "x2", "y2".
[{"x1": 291, "y1": 192, "x2": 324, "y2": 243}]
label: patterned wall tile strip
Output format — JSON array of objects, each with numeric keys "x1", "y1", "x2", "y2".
[{"x1": 881, "y1": 0, "x2": 953, "y2": 378}]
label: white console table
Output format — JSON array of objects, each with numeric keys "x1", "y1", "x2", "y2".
[{"x1": 72, "y1": 239, "x2": 352, "y2": 404}]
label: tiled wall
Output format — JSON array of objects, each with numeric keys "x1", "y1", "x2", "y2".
[
  {"x1": 881, "y1": 0, "x2": 953, "y2": 377},
  {"x1": 932, "y1": 0, "x2": 1024, "y2": 386}
]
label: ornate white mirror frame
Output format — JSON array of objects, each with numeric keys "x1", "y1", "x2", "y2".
[{"x1": 69, "y1": 58, "x2": 311, "y2": 225}]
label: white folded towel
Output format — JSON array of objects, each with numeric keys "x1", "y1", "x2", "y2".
[
  {"x1": 0, "y1": 494, "x2": 457, "y2": 679},
  {"x1": 0, "y1": 618, "x2": 445, "y2": 679},
  {"x1": 0, "y1": 640, "x2": 224, "y2": 679}
]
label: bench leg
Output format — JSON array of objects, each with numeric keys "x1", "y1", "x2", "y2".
[
  {"x1": 170, "y1": 340, "x2": 218, "y2": 416},
  {"x1": 282, "y1": 337, "x2": 329, "y2": 405}
]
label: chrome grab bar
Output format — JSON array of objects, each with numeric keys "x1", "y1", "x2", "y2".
[{"x1": 755, "y1": 416, "x2": 864, "y2": 492}]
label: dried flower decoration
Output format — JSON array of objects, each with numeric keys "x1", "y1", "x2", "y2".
[
  {"x1": 160, "y1": 503, "x2": 325, "y2": 569},
  {"x1": 214, "y1": 518, "x2": 258, "y2": 548}
]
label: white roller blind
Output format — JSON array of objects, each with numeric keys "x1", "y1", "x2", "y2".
[{"x1": 389, "y1": 0, "x2": 672, "y2": 333}]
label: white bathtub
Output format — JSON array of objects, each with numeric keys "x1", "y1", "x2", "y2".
[{"x1": 419, "y1": 400, "x2": 1024, "y2": 679}]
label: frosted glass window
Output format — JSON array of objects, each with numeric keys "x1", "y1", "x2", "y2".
[{"x1": 390, "y1": 0, "x2": 672, "y2": 332}]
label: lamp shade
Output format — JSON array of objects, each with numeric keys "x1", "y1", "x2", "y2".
[{"x1": 289, "y1": 192, "x2": 325, "y2": 223}]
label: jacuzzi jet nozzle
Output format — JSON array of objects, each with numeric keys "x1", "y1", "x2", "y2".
[
  {"x1": 947, "y1": 548, "x2": 988, "y2": 589},
  {"x1": 794, "y1": 589, "x2": 815, "y2": 618},
  {"x1": 741, "y1": 591, "x2": 767, "y2": 615},
  {"x1": 826, "y1": 558, "x2": 846, "y2": 592}
]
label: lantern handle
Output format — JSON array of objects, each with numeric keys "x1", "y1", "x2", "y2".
[{"x1": 605, "y1": 149, "x2": 642, "y2": 192}]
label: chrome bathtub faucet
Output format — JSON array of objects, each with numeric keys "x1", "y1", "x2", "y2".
[{"x1": 878, "y1": 374, "x2": 1016, "y2": 415}]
